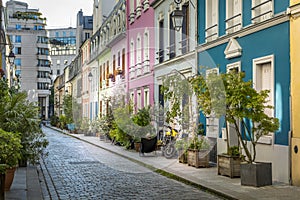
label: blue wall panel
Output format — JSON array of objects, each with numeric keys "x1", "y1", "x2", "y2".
[{"x1": 198, "y1": 22, "x2": 290, "y2": 145}]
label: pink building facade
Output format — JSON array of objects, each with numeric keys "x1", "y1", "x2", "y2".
[{"x1": 126, "y1": 0, "x2": 155, "y2": 111}]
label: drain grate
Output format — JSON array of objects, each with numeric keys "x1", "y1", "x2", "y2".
[{"x1": 69, "y1": 161, "x2": 101, "y2": 165}]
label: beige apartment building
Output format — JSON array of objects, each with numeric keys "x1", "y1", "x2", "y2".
[{"x1": 5, "y1": 0, "x2": 51, "y2": 119}]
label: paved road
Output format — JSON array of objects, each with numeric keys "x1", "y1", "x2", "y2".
[{"x1": 40, "y1": 127, "x2": 222, "y2": 200}]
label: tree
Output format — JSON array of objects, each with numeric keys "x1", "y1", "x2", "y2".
[{"x1": 190, "y1": 71, "x2": 279, "y2": 163}]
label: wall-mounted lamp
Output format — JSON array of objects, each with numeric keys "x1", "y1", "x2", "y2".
[
  {"x1": 88, "y1": 71, "x2": 93, "y2": 82},
  {"x1": 172, "y1": 0, "x2": 184, "y2": 31},
  {"x1": 8, "y1": 50, "x2": 15, "y2": 65}
]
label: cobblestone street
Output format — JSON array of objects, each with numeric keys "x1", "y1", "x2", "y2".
[{"x1": 40, "y1": 127, "x2": 221, "y2": 200}]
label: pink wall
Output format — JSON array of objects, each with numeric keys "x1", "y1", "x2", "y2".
[{"x1": 126, "y1": 0, "x2": 155, "y2": 108}]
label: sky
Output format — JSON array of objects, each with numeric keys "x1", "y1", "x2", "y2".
[{"x1": 3, "y1": 0, "x2": 93, "y2": 29}]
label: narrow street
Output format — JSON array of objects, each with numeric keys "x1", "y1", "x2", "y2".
[{"x1": 39, "y1": 127, "x2": 222, "y2": 200}]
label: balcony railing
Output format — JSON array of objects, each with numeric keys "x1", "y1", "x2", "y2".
[
  {"x1": 205, "y1": 24, "x2": 218, "y2": 42},
  {"x1": 251, "y1": 0, "x2": 273, "y2": 23},
  {"x1": 225, "y1": 13, "x2": 242, "y2": 34}
]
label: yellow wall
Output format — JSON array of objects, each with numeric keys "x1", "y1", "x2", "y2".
[
  {"x1": 291, "y1": 0, "x2": 300, "y2": 138},
  {"x1": 291, "y1": 0, "x2": 300, "y2": 186}
]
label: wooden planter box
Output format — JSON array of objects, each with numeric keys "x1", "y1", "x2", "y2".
[
  {"x1": 187, "y1": 149, "x2": 209, "y2": 168},
  {"x1": 217, "y1": 154, "x2": 240, "y2": 178},
  {"x1": 134, "y1": 142, "x2": 141, "y2": 152},
  {"x1": 178, "y1": 150, "x2": 188, "y2": 164},
  {"x1": 241, "y1": 162, "x2": 272, "y2": 187}
]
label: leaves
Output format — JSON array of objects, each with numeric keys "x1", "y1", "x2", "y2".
[{"x1": 190, "y1": 71, "x2": 280, "y2": 163}]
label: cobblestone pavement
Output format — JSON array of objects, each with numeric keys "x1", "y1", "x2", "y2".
[{"x1": 40, "y1": 127, "x2": 222, "y2": 200}]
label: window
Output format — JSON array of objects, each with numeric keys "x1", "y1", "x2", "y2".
[
  {"x1": 85, "y1": 33, "x2": 90, "y2": 40},
  {"x1": 205, "y1": 67, "x2": 219, "y2": 138},
  {"x1": 158, "y1": 20, "x2": 164, "y2": 63},
  {"x1": 118, "y1": 51, "x2": 121, "y2": 67},
  {"x1": 169, "y1": 13, "x2": 176, "y2": 59},
  {"x1": 15, "y1": 47, "x2": 21, "y2": 55},
  {"x1": 205, "y1": 0, "x2": 218, "y2": 42},
  {"x1": 144, "y1": 88, "x2": 150, "y2": 107},
  {"x1": 16, "y1": 24, "x2": 21, "y2": 30},
  {"x1": 181, "y1": 4, "x2": 189, "y2": 54},
  {"x1": 144, "y1": 31, "x2": 149, "y2": 61},
  {"x1": 15, "y1": 58, "x2": 21, "y2": 66},
  {"x1": 57, "y1": 69, "x2": 60, "y2": 75},
  {"x1": 15, "y1": 35, "x2": 21, "y2": 43},
  {"x1": 253, "y1": 55, "x2": 274, "y2": 117},
  {"x1": 252, "y1": 0, "x2": 273, "y2": 23},
  {"x1": 63, "y1": 31, "x2": 66, "y2": 37},
  {"x1": 136, "y1": 36, "x2": 142, "y2": 64},
  {"x1": 137, "y1": 90, "x2": 141, "y2": 109},
  {"x1": 55, "y1": 32, "x2": 59, "y2": 37},
  {"x1": 57, "y1": 60, "x2": 60, "y2": 65},
  {"x1": 226, "y1": 0, "x2": 242, "y2": 34},
  {"x1": 226, "y1": 61, "x2": 241, "y2": 73},
  {"x1": 130, "y1": 40, "x2": 134, "y2": 67}
]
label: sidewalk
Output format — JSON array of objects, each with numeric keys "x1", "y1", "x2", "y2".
[
  {"x1": 48, "y1": 126, "x2": 300, "y2": 200},
  {"x1": 5, "y1": 166, "x2": 43, "y2": 200}
]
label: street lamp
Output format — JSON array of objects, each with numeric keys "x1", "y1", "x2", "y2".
[{"x1": 172, "y1": 0, "x2": 184, "y2": 31}]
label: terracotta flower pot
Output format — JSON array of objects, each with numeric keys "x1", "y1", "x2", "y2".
[{"x1": 5, "y1": 167, "x2": 16, "y2": 191}]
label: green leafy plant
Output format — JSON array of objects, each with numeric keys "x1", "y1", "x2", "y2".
[
  {"x1": 0, "y1": 129, "x2": 22, "y2": 173},
  {"x1": 188, "y1": 136, "x2": 210, "y2": 151},
  {"x1": 0, "y1": 80, "x2": 48, "y2": 165},
  {"x1": 190, "y1": 71, "x2": 279, "y2": 163}
]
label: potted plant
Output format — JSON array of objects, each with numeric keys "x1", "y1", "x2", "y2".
[
  {"x1": 217, "y1": 146, "x2": 241, "y2": 178},
  {"x1": 191, "y1": 71, "x2": 279, "y2": 186},
  {"x1": 175, "y1": 139, "x2": 189, "y2": 163},
  {"x1": 0, "y1": 80, "x2": 48, "y2": 167},
  {"x1": 0, "y1": 129, "x2": 22, "y2": 192},
  {"x1": 187, "y1": 135, "x2": 210, "y2": 168}
]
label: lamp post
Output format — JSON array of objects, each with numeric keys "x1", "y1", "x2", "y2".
[
  {"x1": 172, "y1": 0, "x2": 184, "y2": 31},
  {"x1": 88, "y1": 71, "x2": 93, "y2": 120}
]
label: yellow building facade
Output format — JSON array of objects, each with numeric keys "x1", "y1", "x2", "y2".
[{"x1": 290, "y1": 0, "x2": 300, "y2": 186}]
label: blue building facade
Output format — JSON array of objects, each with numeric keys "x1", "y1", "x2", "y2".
[{"x1": 197, "y1": 0, "x2": 290, "y2": 183}]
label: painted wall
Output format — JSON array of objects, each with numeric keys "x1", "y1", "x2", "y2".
[
  {"x1": 290, "y1": 0, "x2": 300, "y2": 186},
  {"x1": 126, "y1": 0, "x2": 155, "y2": 109},
  {"x1": 198, "y1": 22, "x2": 290, "y2": 146}
]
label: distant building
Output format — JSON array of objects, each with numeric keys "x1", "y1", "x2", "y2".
[
  {"x1": 48, "y1": 27, "x2": 77, "y2": 81},
  {"x1": 5, "y1": 0, "x2": 51, "y2": 120},
  {"x1": 76, "y1": 9, "x2": 93, "y2": 52}
]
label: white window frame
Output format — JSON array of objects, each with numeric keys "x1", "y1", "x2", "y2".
[
  {"x1": 251, "y1": 0, "x2": 273, "y2": 23},
  {"x1": 252, "y1": 54, "x2": 275, "y2": 144},
  {"x1": 205, "y1": 0, "x2": 219, "y2": 42},
  {"x1": 144, "y1": 87, "x2": 150, "y2": 108},
  {"x1": 205, "y1": 67, "x2": 219, "y2": 138},
  {"x1": 226, "y1": 61, "x2": 241, "y2": 73},
  {"x1": 137, "y1": 89, "x2": 142, "y2": 110},
  {"x1": 226, "y1": 0, "x2": 242, "y2": 34},
  {"x1": 143, "y1": 30, "x2": 149, "y2": 61}
]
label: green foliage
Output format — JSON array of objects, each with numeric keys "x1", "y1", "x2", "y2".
[
  {"x1": 191, "y1": 71, "x2": 280, "y2": 163},
  {"x1": 80, "y1": 117, "x2": 90, "y2": 132},
  {"x1": 50, "y1": 115, "x2": 59, "y2": 126},
  {"x1": 175, "y1": 139, "x2": 189, "y2": 151},
  {"x1": 188, "y1": 136, "x2": 210, "y2": 151},
  {"x1": 0, "y1": 79, "x2": 48, "y2": 165},
  {"x1": 161, "y1": 72, "x2": 193, "y2": 125},
  {"x1": 0, "y1": 129, "x2": 22, "y2": 173},
  {"x1": 227, "y1": 146, "x2": 240, "y2": 157},
  {"x1": 63, "y1": 94, "x2": 74, "y2": 124},
  {"x1": 59, "y1": 115, "x2": 68, "y2": 129}
]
